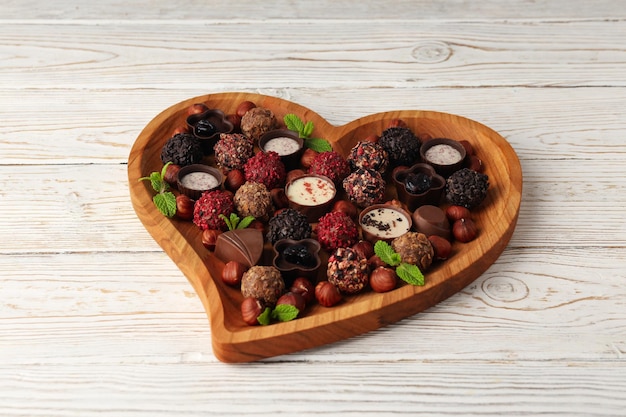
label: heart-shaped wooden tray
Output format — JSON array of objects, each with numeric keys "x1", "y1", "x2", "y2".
[{"x1": 128, "y1": 92, "x2": 522, "y2": 363}]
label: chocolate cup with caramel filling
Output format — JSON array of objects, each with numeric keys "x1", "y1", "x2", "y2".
[
  {"x1": 272, "y1": 238, "x2": 321, "y2": 283},
  {"x1": 259, "y1": 129, "x2": 304, "y2": 171},
  {"x1": 392, "y1": 164, "x2": 445, "y2": 212},
  {"x1": 176, "y1": 164, "x2": 224, "y2": 201},
  {"x1": 420, "y1": 138, "x2": 467, "y2": 177},
  {"x1": 187, "y1": 109, "x2": 234, "y2": 154}
]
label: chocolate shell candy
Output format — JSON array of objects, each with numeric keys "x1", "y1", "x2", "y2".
[{"x1": 214, "y1": 229, "x2": 264, "y2": 267}]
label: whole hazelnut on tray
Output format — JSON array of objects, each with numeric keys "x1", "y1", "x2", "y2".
[
  {"x1": 315, "y1": 281, "x2": 342, "y2": 307},
  {"x1": 369, "y1": 267, "x2": 398, "y2": 293},
  {"x1": 241, "y1": 297, "x2": 266, "y2": 326}
]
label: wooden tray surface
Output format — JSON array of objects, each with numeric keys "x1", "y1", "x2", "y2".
[{"x1": 128, "y1": 92, "x2": 522, "y2": 363}]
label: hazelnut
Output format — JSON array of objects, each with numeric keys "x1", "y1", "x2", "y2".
[
  {"x1": 188, "y1": 103, "x2": 209, "y2": 115},
  {"x1": 300, "y1": 148, "x2": 318, "y2": 169},
  {"x1": 163, "y1": 163, "x2": 181, "y2": 187},
  {"x1": 445, "y1": 205, "x2": 472, "y2": 222},
  {"x1": 270, "y1": 188, "x2": 290, "y2": 209},
  {"x1": 225, "y1": 169, "x2": 245, "y2": 192},
  {"x1": 201, "y1": 229, "x2": 222, "y2": 250},
  {"x1": 362, "y1": 134, "x2": 380, "y2": 143},
  {"x1": 236, "y1": 101, "x2": 256, "y2": 118},
  {"x1": 428, "y1": 235, "x2": 452, "y2": 260},
  {"x1": 226, "y1": 114, "x2": 242, "y2": 131},
  {"x1": 352, "y1": 240, "x2": 374, "y2": 261},
  {"x1": 276, "y1": 292, "x2": 306, "y2": 316},
  {"x1": 468, "y1": 155, "x2": 484, "y2": 172},
  {"x1": 222, "y1": 261, "x2": 247, "y2": 286},
  {"x1": 290, "y1": 277, "x2": 315, "y2": 304},
  {"x1": 248, "y1": 219, "x2": 266, "y2": 232},
  {"x1": 175, "y1": 194, "x2": 194, "y2": 221},
  {"x1": 332, "y1": 199, "x2": 358, "y2": 219},
  {"x1": 367, "y1": 254, "x2": 386, "y2": 270},
  {"x1": 369, "y1": 267, "x2": 397, "y2": 293},
  {"x1": 387, "y1": 118, "x2": 407, "y2": 128},
  {"x1": 172, "y1": 126, "x2": 190, "y2": 136},
  {"x1": 453, "y1": 218, "x2": 478, "y2": 243},
  {"x1": 459, "y1": 140, "x2": 475, "y2": 156},
  {"x1": 286, "y1": 169, "x2": 306, "y2": 184},
  {"x1": 241, "y1": 297, "x2": 266, "y2": 326},
  {"x1": 315, "y1": 281, "x2": 342, "y2": 307}
]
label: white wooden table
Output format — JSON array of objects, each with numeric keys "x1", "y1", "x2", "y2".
[{"x1": 1, "y1": 1, "x2": 625, "y2": 415}]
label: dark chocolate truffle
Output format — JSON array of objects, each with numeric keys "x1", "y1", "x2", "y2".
[
  {"x1": 266, "y1": 208, "x2": 312, "y2": 245},
  {"x1": 379, "y1": 127, "x2": 421, "y2": 168},
  {"x1": 342, "y1": 168, "x2": 386, "y2": 208},
  {"x1": 160, "y1": 133, "x2": 204, "y2": 167},
  {"x1": 445, "y1": 168, "x2": 489, "y2": 209}
]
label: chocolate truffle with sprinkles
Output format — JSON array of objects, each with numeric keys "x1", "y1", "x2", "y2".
[
  {"x1": 266, "y1": 208, "x2": 312, "y2": 245},
  {"x1": 160, "y1": 132, "x2": 203, "y2": 167},
  {"x1": 316, "y1": 211, "x2": 359, "y2": 252},
  {"x1": 342, "y1": 168, "x2": 386, "y2": 208},
  {"x1": 347, "y1": 141, "x2": 389, "y2": 173},
  {"x1": 445, "y1": 168, "x2": 489, "y2": 209},
  {"x1": 214, "y1": 133, "x2": 254, "y2": 171},
  {"x1": 378, "y1": 126, "x2": 421, "y2": 168},
  {"x1": 327, "y1": 247, "x2": 370, "y2": 294},
  {"x1": 234, "y1": 181, "x2": 274, "y2": 222}
]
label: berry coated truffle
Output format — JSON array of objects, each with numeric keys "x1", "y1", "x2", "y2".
[
  {"x1": 308, "y1": 151, "x2": 350, "y2": 185},
  {"x1": 244, "y1": 151, "x2": 286, "y2": 190},
  {"x1": 192, "y1": 189, "x2": 235, "y2": 231},
  {"x1": 315, "y1": 211, "x2": 359, "y2": 252}
]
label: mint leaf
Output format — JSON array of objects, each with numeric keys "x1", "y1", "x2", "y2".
[
  {"x1": 302, "y1": 120, "x2": 314, "y2": 138},
  {"x1": 257, "y1": 307, "x2": 272, "y2": 326},
  {"x1": 230, "y1": 213, "x2": 240, "y2": 229},
  {"x1": 271, "y1": 304, "x2": 299, "y2": 322},
  {"x1": 304, "y1": 137, "x2": 332, "y2": 152},
  {"x1": 396, "y1": 263, "x2": 425, "y2": 286},
  {"x1": 237, "y1": 215, "x2": 255, "y2": 229},
  {"x1": 374, "y1": 240, "x2": 401, "y2": 267},
  {"x1": 284, "y1": 114, "x2": 305, "y2": 134},
  {"x1": 153, "y1": 192, "x2": 177, "y2": 218}
]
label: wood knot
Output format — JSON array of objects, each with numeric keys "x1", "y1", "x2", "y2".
[
  {"x1": 481, "y1": 276, "x2": 529, "y2": 302},
  {"x1": 411, "y1": 41, "x2": 452, "y2": 64}
]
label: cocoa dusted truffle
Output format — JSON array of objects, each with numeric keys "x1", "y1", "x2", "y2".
[
  {"x1": 240, "y1": 107, "x2": 278, "y2": 141},
  {"x1": 192, "y1": 189, "x2": 235, "y2": 231},
  {"x1": 445, "y1": 168, "x2": 490, "y2": 209},
  {"x1": 213, "y1": 133, "x2": 254, "y2": 171},
  {"x1": 316, "y1": 211, "x2": 359, "y2": 252},
  {"x1": 266, "y1": 208, "x2": 312, "y2": 245},
  {"x1": 347, "y1": 141, "x2": 389, "y2": 173},
  {"x1": 378, "y1": 127, "x2": 421, "y2": 168},
  {"x1": 342, "y1": 168, "x2": 386, "y2": 208},
  {"x1": 327, "y1": 247, "x2": 370, "y2": 294},
  {"x1": 160, "y1": 133, "x2": 203, "y2": 167},
  {"x1": 244, "y1": 150, "x2": 286, "y2": 190},
  {"x1": 308, "y1": 151, "x2": 350, "y2": 185},
  {"x1": 234, "y1": 181, "x2": 274, "y2": 222},
  {"x1": 241, "y1": 265, "x2": 285, "y2": 307},
  {"x1": 391, "y1": 232, "x2": 434, "y2": 271}
]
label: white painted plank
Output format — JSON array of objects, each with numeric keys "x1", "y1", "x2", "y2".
[{"x1": 0, "y1": 20, "x2": 625, "y2": 90}]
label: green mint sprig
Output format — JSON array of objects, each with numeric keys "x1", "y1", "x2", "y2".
[
  {"x1": 219, "y1": 213, "x2": 255, "y2": 231},
  {"x1": 257, "y1": 304, "x2": 299, "y2": 325},
  {"x1": 283, "y1": 114, "x2": 332, "y2": 152},
  {"x1": 138, "y1": 162, "x2": 177, "y2": 218},
  {"x1": 374, "y1": 240, "x2": 425, "y2": 286}
]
